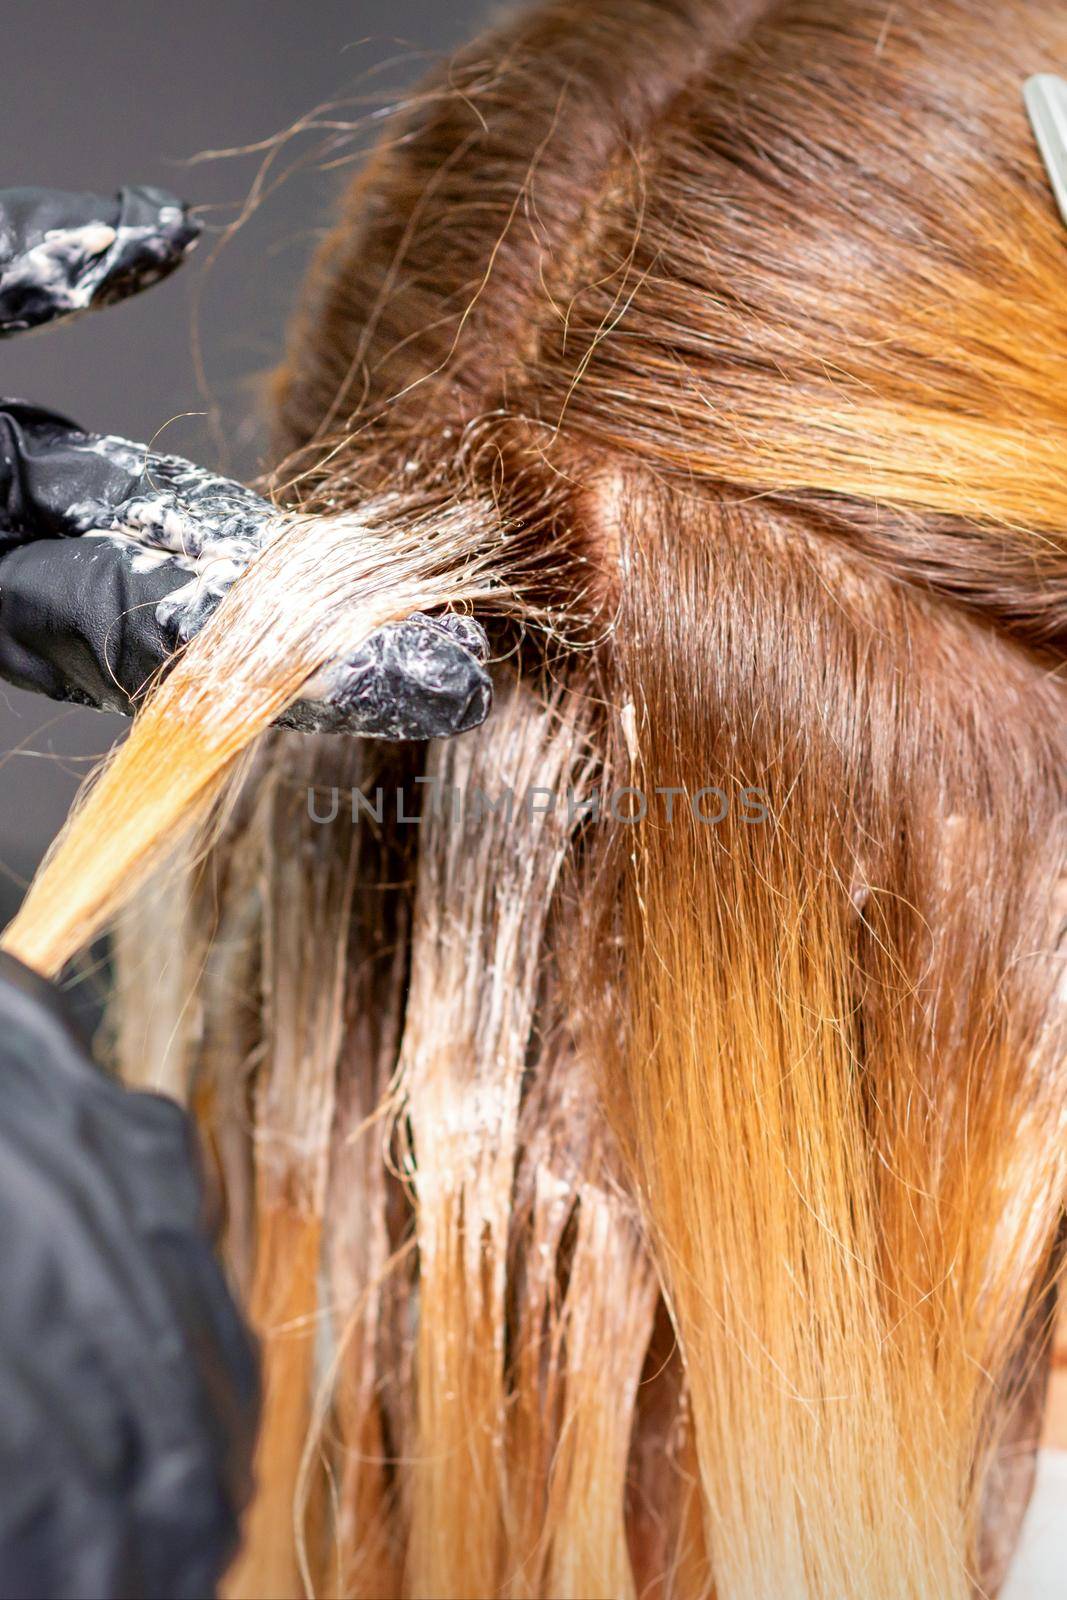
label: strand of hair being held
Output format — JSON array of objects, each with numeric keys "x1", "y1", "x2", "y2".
[{"x1": 2, "y1": 494, "x2": 505, "y2": 977}]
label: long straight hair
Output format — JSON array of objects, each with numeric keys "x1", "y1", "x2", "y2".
[{"x1": 5, "y1": 2, "x2": 1067, "y2": 1595}]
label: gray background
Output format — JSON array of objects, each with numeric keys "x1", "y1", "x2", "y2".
[{"x1": 0, "y1": 0, "x2": 486, "y2": 924}]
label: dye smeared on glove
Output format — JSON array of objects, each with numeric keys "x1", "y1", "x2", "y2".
[
  {"x1": 0, "y1": 403, "x2": 492, "y2": 736},
  {"x1": 0, "y1": 186, "x2": 200, "y2": 334},
  {"x1": 0, "y1": 407, "x2": 281, "y2": 639}
]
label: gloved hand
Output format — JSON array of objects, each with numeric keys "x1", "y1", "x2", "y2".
[
  {"x1": 0, "y1": 951, "x2": 258, "y2": 1600},
  {"x1": 0, "y1": 187, "x2": 492, "y2": 738}
]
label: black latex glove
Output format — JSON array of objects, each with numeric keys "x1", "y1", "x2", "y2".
[
  {"x1": 0, "y1": 951, "x2": 258, "y2": 1600},
  {"x1": 0, "y1": 188, "x2": 492, "y2": 738},
  {"x1": 0, "y1": 185, "x2": 199, "y2": 334}
]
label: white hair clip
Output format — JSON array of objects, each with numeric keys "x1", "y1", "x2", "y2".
[{"x1": 1024, "y1": 74, "x2": 1067, "y2": 229}]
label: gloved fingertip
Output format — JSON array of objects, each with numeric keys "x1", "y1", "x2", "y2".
[
  {"x1": 430, "y1": 652, "x2": 493, "y2": 736},
  {"x1": 0, "y1": 183, "x2": 202, "y2": 335},
  {"x1": 279, "y1": 615, "x2": 494, "y2": 740},
  {"x1": 89, "y1": 185, "x2": 201, "y2": 308}
]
